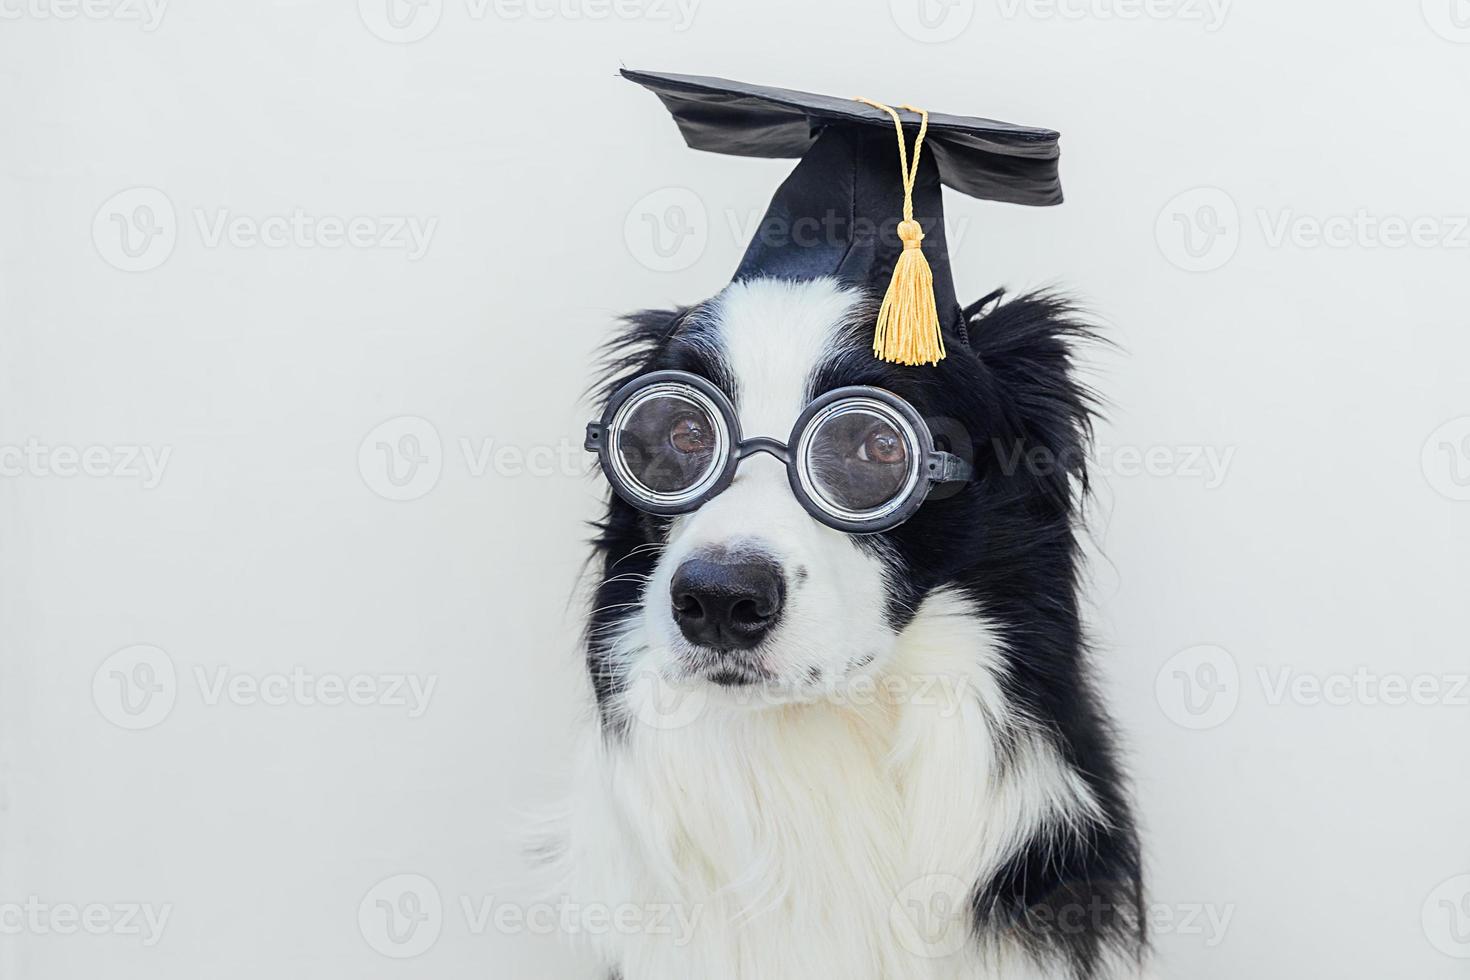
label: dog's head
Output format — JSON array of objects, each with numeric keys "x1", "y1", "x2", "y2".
[{"x1": 587, "y1": 277, "x2": 1095, "y2": 724}]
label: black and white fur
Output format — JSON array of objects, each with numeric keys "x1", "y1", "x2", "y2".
[{"x1": 546, "y1": 277, "x2": 1145, "y2": 979}]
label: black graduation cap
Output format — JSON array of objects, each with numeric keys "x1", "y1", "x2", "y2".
[{"x1": 622, "y1": 69, "x2": 1062, "y2": 366}]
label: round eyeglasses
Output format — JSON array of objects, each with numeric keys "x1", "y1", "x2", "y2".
[{"x1": 584, "y1": 370, "x2": 971, "y2": 534}]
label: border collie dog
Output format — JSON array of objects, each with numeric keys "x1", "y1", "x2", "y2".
[{"x1": 547, "y1": 277, "x2": 1145, "y2": 979}]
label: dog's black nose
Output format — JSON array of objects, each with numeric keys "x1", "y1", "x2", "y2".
[{"x1": 670, "y1": 557, "x2": 785, "y2": 651}]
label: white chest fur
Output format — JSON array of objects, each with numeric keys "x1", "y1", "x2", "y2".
[{"x1": 548, "y1": 590, "x2": 1104, "y2": 980}]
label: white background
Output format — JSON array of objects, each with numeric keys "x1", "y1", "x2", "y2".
[{"x1": 2, "y1": 1, "x2": 1468, "y2": 978}]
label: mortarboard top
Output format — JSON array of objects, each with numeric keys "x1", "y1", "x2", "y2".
[{"x1": 622, "y1": 69, "x2": 1063, "y2": 366}]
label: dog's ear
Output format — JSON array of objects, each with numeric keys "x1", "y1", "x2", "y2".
[
  {"x1": 964, "y1": 290, "x2": 1100, "y2": 508},
  {"x1": 590, "y1": 306, "x2": 691, "y2": 404}
]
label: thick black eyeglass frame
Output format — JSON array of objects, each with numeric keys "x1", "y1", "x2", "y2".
[{"x1": 584, "y1": 370, "x2": 972, "y2": 534}]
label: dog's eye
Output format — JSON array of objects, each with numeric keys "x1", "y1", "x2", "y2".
[
  {"x1": 857, "y1": 422, "x2": 906, "y2": 466},
  {"x1": 669, "y1": 414, "x2": 713, "y2": 455}
]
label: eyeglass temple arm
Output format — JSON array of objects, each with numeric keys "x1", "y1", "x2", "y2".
[{"x1": 928, "y1": 451, "x2": 971, "y2": 484}]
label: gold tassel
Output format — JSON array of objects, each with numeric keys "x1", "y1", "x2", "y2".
[{"x1": 854, "y1": 98, "x2": 945, "y2": 366}]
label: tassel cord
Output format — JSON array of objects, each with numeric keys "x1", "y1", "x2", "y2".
[{"x1": 852, "y1": 98, "x2": 946, "y2": 366}]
